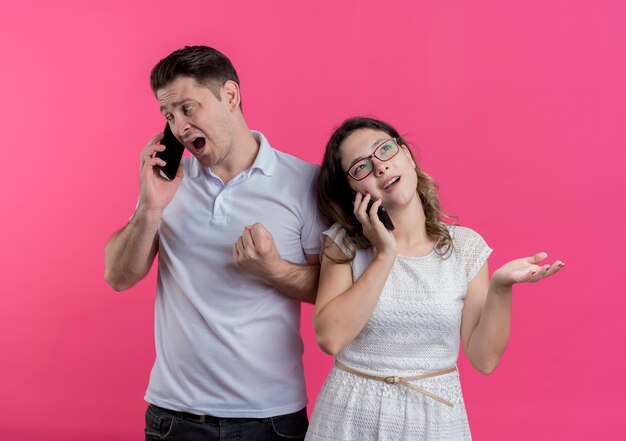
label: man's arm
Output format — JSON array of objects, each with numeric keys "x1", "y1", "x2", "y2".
[
  {"x1": 232, "y1": 223, "x2": 320, "y2": 303},
  {"x1": 104, "y1": 133, "x2": 183, "y2": 291},
  {"x1": 104, "y1": 208, "x2": 161, "y2": 291},
  {"x1": 262, "y1": 253, "x2": 320, "y2": 303}
]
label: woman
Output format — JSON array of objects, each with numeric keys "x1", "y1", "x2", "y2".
[{"x1": 305, "y1": 117, "x2": 563, "y2": 440}]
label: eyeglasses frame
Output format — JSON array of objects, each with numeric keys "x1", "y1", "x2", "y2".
[{"x1": 345, "y1": 137, "x2": 401, "y2": 181}]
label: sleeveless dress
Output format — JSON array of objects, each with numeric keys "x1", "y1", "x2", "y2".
[{"x1": 305, "y1": 224, "x2": 492, "y2": 441}]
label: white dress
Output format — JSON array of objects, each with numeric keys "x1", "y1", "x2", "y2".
[{"x1": 306, "y1": 224, "x2": 492, "y2": 441}]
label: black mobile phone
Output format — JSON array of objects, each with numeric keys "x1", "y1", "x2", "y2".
[
  {"x1": 351, "y1": 191, "x2": 395, "y2": 231},
  {"x1": 156, "y1": 123, "x2": 185, "y2": 180}
]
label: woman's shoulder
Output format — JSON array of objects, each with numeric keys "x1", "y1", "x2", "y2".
[
  {"x1": 445, "y1": 224, "x2": 492, "y2": 279},
  {"x1": 446, "y1": 224, "x2": 489, "y2": 252},
  {"x1": 323, "y1": 222, "x2": 350, "y2": 246},
  {"x1": 447, "y1": 224, "x2": 482, "y2": 239},
  {"x1": 321, "y1": 223, "x2": 363, "y2": 262},
  {"x1": 322, "y1": 222, "x2": 345, "y2": 247}
]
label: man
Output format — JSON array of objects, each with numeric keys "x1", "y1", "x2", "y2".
[{"x1": 104, "y1": 46, "x2": 324, "y2": 441}]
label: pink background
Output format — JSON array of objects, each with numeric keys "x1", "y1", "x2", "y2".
[{"x1": 1, "y1": 1, "x2": 624, "y2": 439}]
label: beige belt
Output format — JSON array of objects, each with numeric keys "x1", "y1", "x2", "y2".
[{"x1": 335, "y1": 360, "x2": 457, "y2": 407}]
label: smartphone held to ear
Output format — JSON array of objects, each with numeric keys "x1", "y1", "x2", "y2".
[
  {"x1": 352, "y1": 191, "x2": 395, "y2": 231},
  {"x1": 374, "y1": 203, "x2": 395, "y2": 231},
  {"x1": 156, "y1": 123, "x2": 185, "y2": 180}
]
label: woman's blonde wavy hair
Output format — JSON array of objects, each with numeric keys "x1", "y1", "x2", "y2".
[{"x1": 317, "y1": 117, "x2": 455, "y2": 263}]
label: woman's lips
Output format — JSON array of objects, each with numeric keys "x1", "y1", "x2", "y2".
[{"x1": 383, "y1": 176, "x2": 400, "y2": 190}]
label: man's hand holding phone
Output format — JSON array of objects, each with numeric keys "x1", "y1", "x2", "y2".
[
  {"x1": 138, "y1": 129, "x2": 184, "y2": 213},
  {"x1": 156, "y1": 123, "x2": 185, "y2": 180}
]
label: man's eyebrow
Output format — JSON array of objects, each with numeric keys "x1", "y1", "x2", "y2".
[{"x1": 159, "y1": 100, "x2": 187, "y2": 113}]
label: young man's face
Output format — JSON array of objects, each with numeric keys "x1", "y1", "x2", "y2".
[{"x1": 157, "y1": 76, "x2": 237, "y2": 168}]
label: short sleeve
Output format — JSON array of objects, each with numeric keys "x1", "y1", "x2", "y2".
[
  {"x1": 451, "y1": 226, "x2": 492, "y2": 283},
  {"x1": 299, "y1": 170, "x2": 328, "y2": 256},
  {"x1": 321, "y1": 223, "x2": 351, "y2": 259}
]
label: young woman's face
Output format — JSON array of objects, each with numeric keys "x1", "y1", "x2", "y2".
[{"x1": 339, "y1": 128, "x2": 418, "y2": 209}]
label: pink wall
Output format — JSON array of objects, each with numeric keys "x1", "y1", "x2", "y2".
[{"x1": 1, "y1": 1, "x2": 624, "y2": 439}]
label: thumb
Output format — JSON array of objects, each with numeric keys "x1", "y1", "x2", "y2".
[
  {"x1": 529, "y1": 252, "x2": 548, "y2": 264},
  {"x1": 249, "y1": 222, "x2": 268, "y2": 233}
]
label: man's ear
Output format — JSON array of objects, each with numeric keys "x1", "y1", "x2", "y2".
[{"x1": 221, "y1": 80, "x2": 241, "y2": 111}]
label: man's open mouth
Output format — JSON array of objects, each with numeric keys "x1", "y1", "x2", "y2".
[{"x1": 192, "y1": 137, "x2": 206, "y2": 151}]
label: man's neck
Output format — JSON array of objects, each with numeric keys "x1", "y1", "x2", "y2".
[{"x1": 211, "y1": 125, "x2": 259, "y2": 184}]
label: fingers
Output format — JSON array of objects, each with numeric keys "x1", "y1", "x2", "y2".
[
  {"x1": 140, "y1": 155, "x2": 167, "y2": 180},
  {"x1": 368, "y1": 198, "x2": 384, "y2": 226},
  {"x1": 233, "y1": 224, "x2": 269, "y2": 260},
  {"x1": 543, "y1": 260, "x2": 565, "y2": 278},
  {"x1": 140, "y1": 133, "x2": 166, "y2": 168},
  {"x1": 233, "y1": 234, "x2": 251, "y2": 266},
  {"x1": 232, "y1": 224, "x2": 278, "y2": 273},
  {"x1": 145, "y1": 156, "x2": 167, "y2": 168},
  {"x1": 241, "y1": 227, "x2": 256, "y2": 251},
  {"x1": 353, "y1": 192, "x2": 384, "y2": 227},
  {"x1": 352, "y1": 191, "x2": 368, "y2": 223},
  {"x1": 232, "y1": 243, "x2": 239, "y2": 261},
  {"x1": 248, "y1": 223, "x2": 275, "y2": 255},
  {"x1": 142, "y1": 132, "x2": 165, "y2": 155},
  {"x1": 234, "y1": 236, "x2": 246, "y2": 256},
  {"x1": 151, "y1": 131, "x2": 165, "y2": 145},
  {"x1": 247, "y1": 222, "x2": 268, "y2": 235},
  {"x1": 528, "y1": 259, "x2": 565, "y2": 282}
]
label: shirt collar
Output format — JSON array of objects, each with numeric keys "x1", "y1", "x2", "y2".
[
  {"x1": 187, "y1": 130, "x2": 276, "y2": 179},
  {"x1": 249, "y1": 130, "x2": 276, "y2": 177}
]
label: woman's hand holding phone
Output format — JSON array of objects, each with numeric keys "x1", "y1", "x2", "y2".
[
  {"x1": 351, "y1": 191, "x2": 395, "y2": 230},
  {"x1": 353, "y1": 191, "x2": 397, "y2": 257}
]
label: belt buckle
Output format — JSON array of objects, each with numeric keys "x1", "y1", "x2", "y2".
[{"x1": 385, "y1": 376, "x2": 400, "y2": 384}]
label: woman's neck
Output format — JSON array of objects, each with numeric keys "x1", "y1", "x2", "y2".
[{"x1": 388, "y1": 194, "x2": 435, "y2": 257}]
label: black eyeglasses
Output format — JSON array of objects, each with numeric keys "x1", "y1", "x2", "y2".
[{"x1": 345, "y1": 138, "x2": 400, "y2": 181}]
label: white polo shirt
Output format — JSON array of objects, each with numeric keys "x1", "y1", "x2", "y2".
[{"x1": 144, "y1": 131, "x2": 324, "y2": 417}]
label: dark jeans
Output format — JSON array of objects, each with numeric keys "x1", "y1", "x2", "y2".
[{"x1": 144, "y1": 404, "x2": 308, "y2": 441}]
